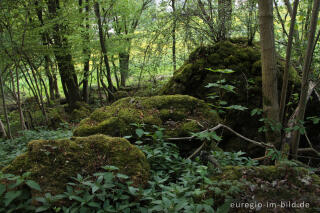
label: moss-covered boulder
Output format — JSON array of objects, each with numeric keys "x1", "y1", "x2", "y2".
[
  {"x1": 211, "y1": 165, "x2": 320, "y2": 212},
  {"x1": 73, "y1": 95, "x2": 219, "y2": 153},
  {"x1": 161, "y1": 40, "x2": 298, "y2": 99},
  {"x1": 160, "y1": 40, "x2": 299, "y2": 156},
  {"x1": 2, "y1": 134, "x2": 150, "y2": 195},
  {"x1": 113, "y1": 90, "x2": 130, "y2": 101}
]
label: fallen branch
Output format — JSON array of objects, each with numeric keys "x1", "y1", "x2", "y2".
[
  {"x1": 168, "y1": 123, "x2": 275, "y2": 149},
  {"x1": 297, "y1": 130, "x2": 320, "y2": 157},
  {"x1": 187, "y1": 142, "x2": 205, "y2": 159}
]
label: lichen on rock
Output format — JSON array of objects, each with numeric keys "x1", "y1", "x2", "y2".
[{"x1": 2, "y1": 134, "x2": 150, "y2": 196}]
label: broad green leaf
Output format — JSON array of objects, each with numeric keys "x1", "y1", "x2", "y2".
[{"x1": 26, "y1": 180, "x2": 41, "y2": 191}]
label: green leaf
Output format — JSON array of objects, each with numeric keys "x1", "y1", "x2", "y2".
[
  {"x1": 207, "y1": 68, "x2": 235, "y2": 74},
  {"x1": 36, "y1": 206, "x2": 50, "y2": 212},
  {"x1": 136, "y1": 129, "x2": 145, "y2": 138},
  {"x1": 0, "y1": 184, "x2": 6, "y2": 196},
  {"x1": 4, "y1": 191, "x2": 22, "y2": 206},
  {"x1": 26, "y1": 180, "x2": 41, "y2": 191},
  {"x1": 225, "y1": 105, "x2": 248, "y2": 111},
  {"x1": 116, "y1": 173, "x2": 129, "y2": 179}
]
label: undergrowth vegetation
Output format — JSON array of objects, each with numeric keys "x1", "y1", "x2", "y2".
[
  {"x1": 0, "y1": 128, "x2": 72, "y2": 168},
  {"x1": 0, "y1": 125, "x2": 256, "y2": 213}
]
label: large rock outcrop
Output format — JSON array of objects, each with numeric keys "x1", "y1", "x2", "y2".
[
  {"x1": 73, "y1": 95, "x2": 219, "y2": 154},
  {"x1": 160, "y1": 40, "x2": 299, "y2": 156},
  {"x1": 2, "y1": 134, "x2": 150, "y2": 195}
]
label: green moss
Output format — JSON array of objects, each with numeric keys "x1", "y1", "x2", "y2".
[
  {"x1": 2, "y1": 134, "x2": 150, "y2": 196},
  {"x1": 71, "y1": 106, "x2": 91, "y2": 121},
  {"x1": 210, "y1": 165, "x2": 320, "y2": 210},
  {"x1": 74, "y1": 95, "x2": 219, "y2": 153},
  {"x1": 114, "y1": 91, "x2": 129, "y2": 101}
]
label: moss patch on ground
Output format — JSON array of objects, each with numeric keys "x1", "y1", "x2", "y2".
[
  {"x1": 210, "y1": 165, "x2": 320, "y2": 212},
  {"x1": 2, "y1": 134, "x2": 150, "y2": 196}
]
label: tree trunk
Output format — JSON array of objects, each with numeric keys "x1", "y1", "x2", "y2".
[
  {"x1": 47, "y1": 0, "x2": 81, "y2": 110},
  {"x1": 94, "y1": 1, "x2": 116, "y2": 95},
  {"x1": 119, "y1": 52, "x2": 130, "y2": 87},
  {"x1": 45, "y1": 56, "x2": 55, "y2": 100},
  {"x1": 258, "y1": 0, "x2": 280, "y2": 147},
  {"x1": 111, "y1": 55, "x2": 120, "y2": 89},
  {"x1": 290, "y1": 0, "x2": 320, "y2": 159},
  {"x1": 218, "y1": 0, "x2": 232, "y2": 41},
  {"x1": 279, "y1": 0, "x2": 299, "y2": 124},
  {"x1": 0, "y1": 68, "x2": 12, "y2": 139},
  {"x1": 172, "y1": 0, "x2": 177, "y2": 72},
  {"x1": 10, "y1": 67, "x2": 27, "y2": 130},
  {"x1": 80, "y1": 0, "x2": 91, "y2": 103},
  {"x1": 0, "y1": 119, "x2": 7, "y2": 139},
  {"x1": 52, "y1": 62, "x2": 60, "y2": 99},
  {"x1": 35, "y1": 0, "x2": 56, "y2": 101}
]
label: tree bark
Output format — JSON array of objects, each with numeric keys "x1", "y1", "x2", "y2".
[
  {"x1": 258, "y1": 0, "x2": 280, "y2": 147},
  {"x1": 119, "y1": 52, "x2": 130, "y2": 87},
  {"x1": 172, "y1": 0, "x2": 177, "y2": 72},
  {"x1": 218, "y1": 0, "x2": 232, "y2": 41},
  {"x1": 10, "y1": 67, "x2": 27, "y2": 130},
  {"x1": 279, "y1": 0, "x2": 299, "y2": 124},
  {"x1": 0, "y1": 119, "x2": 7, "y2": 139},
  {"x1": 290, "y1": 0, "x2": 320, "y2": 159},
  {"x1": 47, "y1": 0, "x2": 81, "y2": 110},
  {"x1": 79, "y1": 0, "x2": 91, "y2": 103},
  {"x1": 0, "y1": 67, "x2": 12, "y2": 139},
  {"x1": 94, "y1": 1, "x2": 116, "y2": 95}
]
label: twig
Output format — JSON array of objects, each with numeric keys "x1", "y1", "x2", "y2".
[
  {"x1": 297, "y1": 131, "x2": 320, "y2": 157},
  {"x1": 187, "y1": 142, "x2": 205, "y2": 159},
  {"x1": 168, "y1": 123, "x2": 275, "y2": 149}
]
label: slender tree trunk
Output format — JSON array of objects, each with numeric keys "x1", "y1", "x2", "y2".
[
  {"x1": 111, "y1": 56, "x2": 120, "y2": 89},
  {"x1": 94, "y1": 1, "x2": 116, "y2": 95},
  {"x1": 15, "y1": 67, "x2": 27, "y2": 130},
  {"x1": 35, "y1": 0, "x2": 56, "y2": 101},
  {"x1": 0, "y1": 68, "x2": 12, "y2": 139},
  {"x1": 10, "y1": 67, "x2": 27, "y2": 130},
  {"x1": 258, "y1": 0, "x2": 280, "y2": 147},
  {"x1": 45, "y1": 56, "x2": 55, "y2": 100},
  {"x1": 290, "y1": 0, "x2": 320, "y2": 159},
  {"x1": 218, "y1": 0, "x2": 232, "y2": 41},
  {"x1": 48, "y1": 0, "x2": 81, "y2": 110},
  {"x1": 52, "y1": 62, "x2": 60, "y2": 99},
  {"x1": 279, "y1": 0, "x2": 299, "y2": 124},
  {"x1": 119, "y1": 52, "x2": 129, "y2": 87},
  {"x1": 79, "y1": 0, "x2": 91, "y2": 103},
  {"x1": 0, "y1": 119, "x2": 7, "y2": 138},
  {"x1": 172, "y1": 0, "x2": 177, "y2": 72}
]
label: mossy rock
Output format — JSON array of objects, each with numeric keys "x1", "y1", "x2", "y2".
[
  {"x1": 210, "y1": 165, "x2": 320, "y2": 212},
  {"x1": 2, "y1": 134, "x2": 149, "y2": 196},
  {"x1": 113, "y1": 90, "x2": 130, "y2": 101},
  {"x1": 70, "y1": 105, "x2": 91, "y2": 122},
  {"x1": 74, "y1": 95, "x2": 219, "y2": 153},
  {"x1": 160, "y1": 40, "x2": 300, "y2": 156}
]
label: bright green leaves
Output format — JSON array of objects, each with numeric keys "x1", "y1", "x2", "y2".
[
  {"x1": 206, "y1": 79, "x2": 236, "y2": 94},
  {"x1": 192, "y1": 131, "x2": 222, "y2": 142},
  {"x1": 206, "y1": 68, "x2": 235, "y2": 74}
]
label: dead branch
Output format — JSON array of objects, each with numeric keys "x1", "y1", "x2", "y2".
[
  {"x1": 297, "y1": 131, "x2": 320, "y2": 157},
  {"x1": 187, "y1": 142, "x2": 205, "y2": 159},
  {"x1": 168, "y1": 123, "x2": 275, "y2": 149}
]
